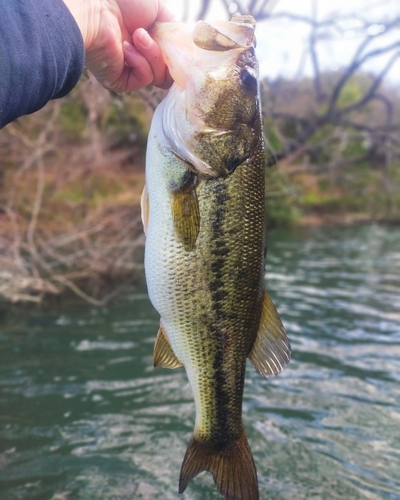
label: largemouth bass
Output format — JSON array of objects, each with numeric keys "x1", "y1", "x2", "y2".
[{"x1": 142, "y1": 14, "x2": 291, "y2": 500}]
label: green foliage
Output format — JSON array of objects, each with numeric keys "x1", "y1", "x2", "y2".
[
  {"x1": 265, "y1": 167, "x2": 299, "y2": 228},
  {"x1": 104, "y1": 94, "x2": 150, "y2": 148},
  {"x1": 281, "y1": 118, "x2": 299, "y2": 139},
  {"x1": 337, "y1": 79, "x2": 363, "y2": 108},
  {"x1": 341, "y1": 138, "x2": 367, "y2": 158},
  {"x1": 264, "y1": 119, "x2": 282, "y2": 152},
  {"x1": 265, "y1": 195, "x2": 299, "y2": 228},
  {"x1": 54, "y1": 181, "x2": 85, "y2": 204},
  {"x1": 58, "y1": 101, "x2": 87, "y2": 138},
  {"x1": 53, "y1": 173, "x2": 129, "y2": 208},
  {"x1": 336, "y1": 73, "x2": 374, "y2": 110}
]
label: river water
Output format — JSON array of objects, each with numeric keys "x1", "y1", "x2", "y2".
[{"x1": 0, "y1": 224, "x2": 399, "y2": 500}]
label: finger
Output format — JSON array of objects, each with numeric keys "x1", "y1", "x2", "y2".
[
  {"x1": 156, "y1": 3, "x2": 176, "y2": 22},
  {"x1": 121, "y1": 41, "x2": 155, "y2": 91},
  {"x1": 133, "y1": 28, "x2": 167, "y2": 87},
  {"x1": 156, "y1": 68, "x2": 173, "y2": 89}
]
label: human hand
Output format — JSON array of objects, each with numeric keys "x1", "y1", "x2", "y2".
[{"x1": 63, "y1": 0, "x2": 174, "y2": 92}]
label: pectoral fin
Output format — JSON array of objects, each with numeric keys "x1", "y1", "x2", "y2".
[
  {"x1": 249, "y1": 290, "x2": 291, "y2": 376},
  {"x1": 140, "y1": 183, "x2": 150, "y2": 234},
  {"x1": 153, "y1": 323, "x2": 183, "y2": 369},
  {"x1": 171, "y1": 171, "x2": 200, "y2": 251}
]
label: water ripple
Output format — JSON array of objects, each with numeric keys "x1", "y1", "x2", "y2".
[{"x1": 1, "y1": 225, "x2": 399, "y2": 499}]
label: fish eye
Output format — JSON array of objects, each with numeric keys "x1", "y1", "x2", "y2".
[{"x1": 240, "y1": 68, "x2": 258, "y2": 92}]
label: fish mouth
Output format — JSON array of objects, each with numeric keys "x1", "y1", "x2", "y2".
[
  {"x1": 149, "y1": 15, "x2": 256, "y2": 88},
  {"x1": 192, "y1": 16, "x2": 255, "y2": 51}
]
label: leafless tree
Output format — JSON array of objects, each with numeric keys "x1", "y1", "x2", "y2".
[
  {"x1": 182, "y1": 0, "x2": 400, "y2": 173},
  {"x1": 204, "y1": 0, "x2": 400, "y2": 215}
]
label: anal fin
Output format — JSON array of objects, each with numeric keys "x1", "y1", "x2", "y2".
[
  {"x1": 248, "y1": 290, "x2": 291, "y2": 377},
  {"x1": 153, "y1": 323, "x2": 183, "y2": 369}
]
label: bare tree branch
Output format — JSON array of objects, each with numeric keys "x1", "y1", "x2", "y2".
[
  {"x1": 197, "y1": 0, "x2": 212, "y2": 21},
  {"x1": 336, "y1": 52, "x2": 400, "y2": 117},
  {"x1": 327, "y1": 41, "x2": 400, "y2": 118}
]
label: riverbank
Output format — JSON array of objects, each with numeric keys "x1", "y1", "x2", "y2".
[
  {"x1": 1, "y1": 78, "x2": 399, "y2": 305},
  {"x1": 1, "y1": 142, "x2": 399, "y2": 306}
]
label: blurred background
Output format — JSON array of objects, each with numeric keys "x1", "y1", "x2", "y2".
[
  {"x1": 1, "y1": 2, "x2": 400, "y2": 499},
  {"x1": 0, "y1": 0, "x2": 399, "y2": 304}
]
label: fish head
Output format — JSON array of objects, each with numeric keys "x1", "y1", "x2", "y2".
[{"x1": 150, "y1": 15, "x2": 263, "y2": 177}]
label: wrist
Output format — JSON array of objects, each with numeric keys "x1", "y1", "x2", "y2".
[{"x1": 63, "y1": 0, "x2": 99, "y2": 49}]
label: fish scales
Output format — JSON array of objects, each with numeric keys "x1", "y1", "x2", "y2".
[{"x1": 143, "y1": 14, "x2": 291, "y2": 500}]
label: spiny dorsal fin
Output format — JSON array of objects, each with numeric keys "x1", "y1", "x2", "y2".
[
  {"x1": 170, "y1": 171, "x2": 200, "y2": 251},
  {"x1": 248, "y1": 290, "x2": 291, "y2": 377},
  {"x1": 140, "y1": 183, "x2": 149, "y2": 234},
  {"x1": 179, "y1": 430, "x2": 259, "y2": 500},
  {"x1": 153, "y1": 323, "x2": 183, "y2": 369}
]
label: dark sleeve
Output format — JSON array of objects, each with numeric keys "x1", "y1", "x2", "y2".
[{"x1": 0, "y1": 0, "x2": 85, "y2": 128}]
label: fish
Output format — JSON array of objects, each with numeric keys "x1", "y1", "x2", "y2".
[{"x1": 141, "y1": 14, "x2": 291, "y2": 500}]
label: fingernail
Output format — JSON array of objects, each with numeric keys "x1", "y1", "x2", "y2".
[
  {"x1": 137, "y1": 28, "x2": 152, "y2": 48},
  {"x1": 123, "y1": 40, "x2": 135, "y2": 52}
]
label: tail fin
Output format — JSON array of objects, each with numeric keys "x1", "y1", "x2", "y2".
[{"x1": 179, "y1": 430, "x2": 259, "y2": 500}]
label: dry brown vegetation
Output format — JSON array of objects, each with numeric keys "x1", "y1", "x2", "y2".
[{"x1": 0, "y1": 77, "x2": 166, "y2": 304}]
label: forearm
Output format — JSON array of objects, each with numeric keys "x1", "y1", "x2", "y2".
[
  {"x1": 0, "y1": 0, "x2": 173, "y2": 128},
  {"x1": 0, "y1": 0, "x2": 85, "y2": 128}
]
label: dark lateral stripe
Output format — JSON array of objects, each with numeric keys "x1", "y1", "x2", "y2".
[
  {"x1": 208, "y1": 180, "x2": 235, "y2": 445},
  {"x1": 211, "y1": 247, "x2": 230, "y2": 257}
]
